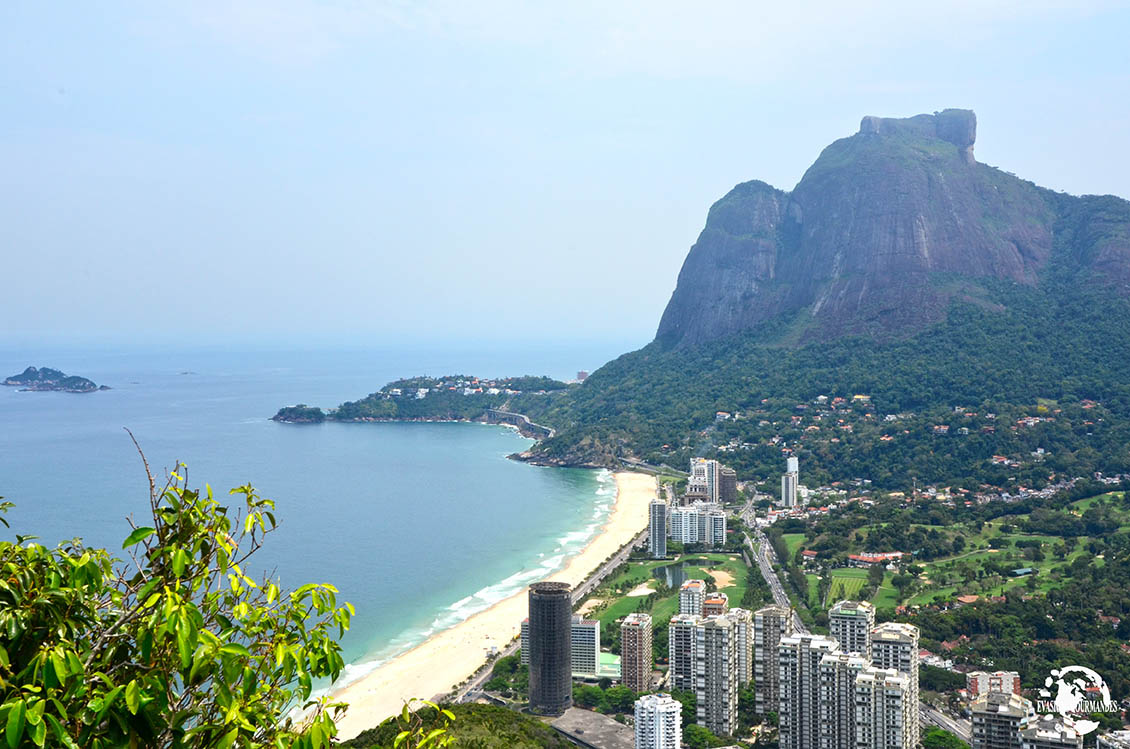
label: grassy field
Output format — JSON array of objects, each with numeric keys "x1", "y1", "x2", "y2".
[
  {"x1": 826, "y1": 568, "x2": 868, "y2": 602},
  {"x1": 588, "y1": 553, "x2": 751, "y2": 635},
  {"x1": 783, "y1": 533, "x2": 806, "y2": 559}
]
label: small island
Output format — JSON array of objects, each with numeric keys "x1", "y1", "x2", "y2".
[
  {"x1": 271, "y1": 404, "x2": 326, "y2": 423},
  {"x1": 3, "y1": 366, "x2": 109, "y2": 393}
]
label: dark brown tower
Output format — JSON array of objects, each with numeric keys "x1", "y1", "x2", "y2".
[{"x1": 527, "y1": 581, "x2": 572, "y2": 716}]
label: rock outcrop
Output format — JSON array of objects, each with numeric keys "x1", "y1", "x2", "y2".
[{"x1": 655, "y1": 109, "x2": 1130, "y2": 349}]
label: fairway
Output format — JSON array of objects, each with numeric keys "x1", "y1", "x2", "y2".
[{"x1": 826, "y1": 568, "x2": 868, "y2": 601}]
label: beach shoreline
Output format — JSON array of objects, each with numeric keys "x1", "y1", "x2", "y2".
[{"x1": 330, "y1": 470, "x2": 657, "y2": 740}]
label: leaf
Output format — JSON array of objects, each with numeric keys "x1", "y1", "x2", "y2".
[
  {"x1": 216, "y1": 727, "x2": 239, "y2": 749},
  {"x1": 29, "y1": 719, "x2": 45, "y2": 748},
  {"x1": 121, "y1": 527, "x2": 155, "y2": 549},
  {"x1": 6, "y1": 700, "x2": 25, "y2": 749},
  {"x1": 171, "y1": 548, "x2": 188, "y2": 578},
  {"x1": 44, "y1": 715, "x2": 79, "y2": 749},
  {"x1": 124, "y1": 681, "x2": 139, "y2": 715},
  {"x1": 219, "y1": 643, "x2": 251, "y2": 658}
]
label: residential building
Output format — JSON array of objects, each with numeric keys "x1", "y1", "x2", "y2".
[
  {"x1": 527, "y1": 582, "x2": 573, "y2": 716},
  {"x1": 621, "y1": 613, "x2": 653, "y2": 693},
  {"x1": 668, "y1": 614, "x2": 701, "y2": 691},
  {"x1": 706, "y1": 509, "x2": 728, "y2": 547},
  {"x1": 719, "y1": 466, "x2": 738, "y2": 504},
  {"x1": 754, "y1": 605, "x2": 794, "y2": 715},
  {"x1": 967, "y1": 671, "x2": 1022, "y2": 697},
  {"x1": 670, "y1": 507, "x2": 700, "y2": 544},
  {"x1": 971, "y1": 692, "x2": 1034, "y2": 749},
  {"x1": 572, "y1": 616, "x2": 600, "y2": 677},
  {"x1": 782, "y1": 456, "x2": 800, "y2": 507},
  {"x1": 1020, "y1": 716, "x2": 1083, "y2": 749},
  {"x1": 649, "y1": 499, "x2": 668, "y2": 559},
  {"x1": 679, "y1": 579, "x2": 706, "y2": 616},
  {"x1": 829, "y1": 601, "x2": 876, "y2": 656},
  {"x1": 1097, "y1": 732, "x2": 1130, "y2": 749},
  {"x1": 854, "y1": 667, "x2": 915, "y2": 749},
  {"x1": 691, "y1": 458, "x2": 722, "y2": 503},
  {"x1": 869, "y1": 623, "x2": 919, "y2": 744},
  {"x1": 779, "y1": 634, "x2": 841, "y2": 749},
  {"x1": 634, "y1": 693, "x2": 682, "y2": 749},
  {"x1": 697, "y1": 616, "x2": 739, "y2": 736},
  {"x1": 704, "y1": 592, "x2": 730, "y2": 617},
  {"x1": 817, "y1": 652, "x2": 867, "y2": 749},
  {"x1": 726, "y1": 608, "x2": 754, "y2": 686}
]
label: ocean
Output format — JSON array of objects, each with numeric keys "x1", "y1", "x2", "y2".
[{"x1": 0, "y1": 342, "x2": 631, "y2": 687}]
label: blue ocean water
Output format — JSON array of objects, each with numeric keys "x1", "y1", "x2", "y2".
[{"x1": 0, "y1": 343, "x2": 627, "y2": 684}]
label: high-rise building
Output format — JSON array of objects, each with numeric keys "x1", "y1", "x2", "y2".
[
  {"x1": 870, "y1": 623, "x2": 920, "y2": 744},
  {"x1": 621, "y1": 613, "x2": 653, "y2": 693},
  {"x1": 670, "y1": 507, "x2": 700, "y2": 544},
  {"x1": 972, "y1": 692, "x2": 1033, "y2": 749},
  {"x1": 703, "y1": 592, "x2": 730, "y2": 617},
  {"x1": 679, "y1": 579, "x2": 706, "y2": 616},
  {"x1": 668, "y1": 614, "x2": 701, "y2": 691},
  {"x1": 527, "y1": 582, "x2": 573, "y2": 716},
  {"x1": 754, "y1": 605, "x2": 794, "y2": 715},
  {"x1": 1020, "y1": 716, "x2": 1083, "y2": 749},
  {"x1": 571, "y1": 616, "x2": 600, "y2": 677},
  {"x1": 697, "y1": 616, "x2": 739, "y2": 736},
  {"x1": 649, "y1": 499, "x2": 668, "y2": 559},
  {"x1": 782, "y1": 456, "x2": 800, "y2": 507},
  {"x1": 634, "y1": 693, "x2": 683, "y2": 749},
  {"x1": 719, "y1": 466, "x2": 738, "y2": 504},
  {"x1": 726, "y1": 608, "x2": 754, "y2": 686},
  {"x1": 854, "y1": 667, "x2": 915, "y2": 749},
  {"x1": 690, "y1": 458, "x2": 722, "y2": 503},
  {"x1": 829, "y1": 601, "x2": 876, "y2": 656},
  {"x1": 817, "y1": 652, "x2": 867, "y2": 749},
  {"x1": 967, "y1": 671, "x2": 1023, "y2": 697},
  {"x1": 779, "y1": 634, "x2": 841, "y2": 749},
  {"x1": 521, "y1": 615, "x2": 601, "y2": 678},
  {"x1": 706, "y1": 510, "x2": 727, "y2": 548}
]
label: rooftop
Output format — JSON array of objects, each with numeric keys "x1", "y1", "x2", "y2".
[{"x1": 551, "y1": 707, "x2": 635, "y2": 749}]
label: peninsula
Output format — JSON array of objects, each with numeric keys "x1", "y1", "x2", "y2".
[{"x1": 3, "y1": 366, "x2": 108, "y2": 393}]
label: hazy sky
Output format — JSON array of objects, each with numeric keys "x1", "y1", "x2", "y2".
[{"x1": 3, "y1": 1, "x2": 1128, "y2": 348}]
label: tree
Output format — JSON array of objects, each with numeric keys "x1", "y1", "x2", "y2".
[
  {"x1": 683, "y1": 724, "x2": 724, "y2": 749},
  {"x1": 670, "y1": 689, "x2": 697, "y2": 728},
  {"x1": 922, "y1": 726, "x2": 970, "y2": 749},
  {"x1": 0, "y1": 449, "x2": 360, "y2": 748}
]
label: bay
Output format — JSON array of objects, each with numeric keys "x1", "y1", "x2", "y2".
[{"x1": 0, "y1": 342, "x2": 626, "y2": 681}]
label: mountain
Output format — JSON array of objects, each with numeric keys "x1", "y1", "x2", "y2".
[
  {"x1": 515, "y1": 110, "x2": 1130, "y2": 487},
  {"x1": 655, "y1": 109, "x2": 1130, "y2": 348},
  {"x1": 3, "y1": 366, "x2": 107, "y2": 393}
]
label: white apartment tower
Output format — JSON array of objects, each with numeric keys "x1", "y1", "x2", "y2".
[
  {"x1": 782, "y1": 455, "x2": 800, "y2": 507},
  {"x1": 649, "y1": 499, "x2": 667, "y2": 559},
  {"x1": 754, "y1": 604, "x2": 794, "y2": 715},
  {"x1": 854, "y1": 667, "x2": 915, "y2": 749},
  {"x1": 670, "y1": 507, "x2": 699, "y2": 544},
  {"x1": 779, "y1": 634, "x2": 842, "y2": 749},
  {"x1": 818, "y1": 652, "x2": 868, "y2": 749},
  {"x1": 726, "y1": 607, "x2": 754, "y2": 686},
  {"x1": 869, "y1": 623, "x2": 920, "y2": 743},
  {"x1": 634, "y1": 693, "x2": 683, "y2": 749},
  {"x1": 679, "y1": 579, "x2": 707, "y2": 616},
  {"x1": 668, "y1": 614, "x2": 701, "y2": 692},
  {"x1": 829, "y1": 601, "x2": 876, "y2": 656},
  {"x1": 690, "y1": 458, "x2": 721, "y2": 503},
  {"x1": 571, "y1": 616, "x2": 600, "y2": 676},
  {"x1": 621, "y1": 613, "x2": 653, "y2": 693},
  {"x1": 696, "y1": 616, "x2": 739, "y2": 736}
]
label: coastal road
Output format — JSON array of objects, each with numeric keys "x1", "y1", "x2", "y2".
[
  {"x1": 447, "y1": 528, "x2": 649, "y2": 705},
  {"x1": 748, "y1": 530, "x2": 972, "y2": 741}
]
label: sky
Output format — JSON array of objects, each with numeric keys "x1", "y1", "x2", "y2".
[{"x1": 2, "y1": 1, "x2": 1128, "y2": 349}]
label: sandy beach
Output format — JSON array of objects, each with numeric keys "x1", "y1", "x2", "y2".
[{"x1": 331, "y1": 470, "x2": 657, "y2": 739}]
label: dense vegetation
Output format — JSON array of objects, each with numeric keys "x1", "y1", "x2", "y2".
[
  {"x1": 338, "y1": 703, "x2": 573, "y2": 749},
  {"x1": 3, "y1": 365, "x2": 103, "y2": 392},
  {"x1": 520, "y1": 279, "x2": 1130, "y2": 489},
  {"x1": 272, "y1": 404, "x2": 326, "y2": 422}
]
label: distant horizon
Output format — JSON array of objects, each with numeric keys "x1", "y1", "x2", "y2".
[{"x1": 3, "y1": 2, "x2": 1128, "y2": 344}]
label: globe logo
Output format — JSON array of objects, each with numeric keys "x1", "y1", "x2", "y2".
[{"x1": 1037, "y1": 665, "x2": 1116, "y2": 736}]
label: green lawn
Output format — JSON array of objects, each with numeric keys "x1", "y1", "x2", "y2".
[
  {"x1": 872, "y1": 572, "x2": 901, "y2": 610},
  {"x1": 805, "y1": 574, "x2": 820, "y2": 607},
  {"x1": 826, "y1": 568, "x2": 868, "y2": 602},
  {"x1": 783, "y1": 533, "x2": 806, "y2": 558}
]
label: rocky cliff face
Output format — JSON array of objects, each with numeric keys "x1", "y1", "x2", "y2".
[{"x1": 656, "y1": 109, "x2": 1130, "y2": 348}]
